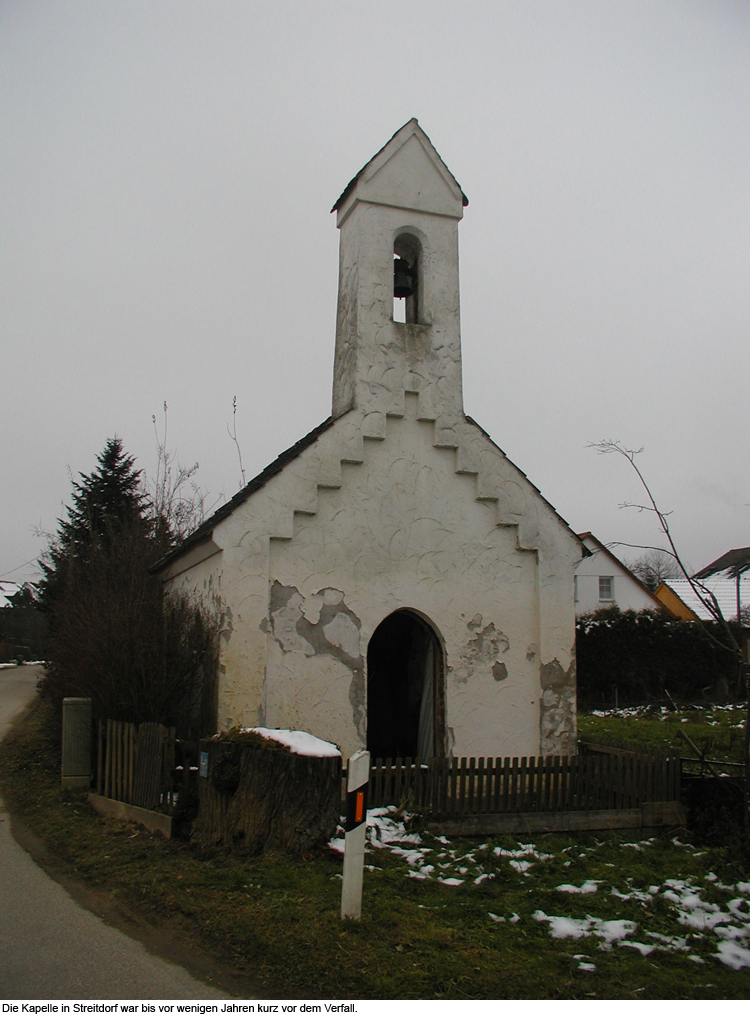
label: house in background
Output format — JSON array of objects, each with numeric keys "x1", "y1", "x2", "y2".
[
  {"x1": 155, "y1": 121, "x2": 584, "y2": 761},
  {"x1": 575, "y1": 532, "x2": 663, "y2": 616},
  {"x1": 0, "y1": 582, "x2": 22, "y2": 608},
  {"x1": 657, "y1": 546, "x2": 750, "y2": 622}
]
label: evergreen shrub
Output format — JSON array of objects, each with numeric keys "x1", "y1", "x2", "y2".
[{"x1": 576, "y1": 607, "x2": 741, "y2": 710}]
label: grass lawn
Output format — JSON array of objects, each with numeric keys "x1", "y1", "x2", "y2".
[
  {"x1": 2, "y1": 698, "x2": 750, "y2": 999},
  {"x1": 579, "y1": 703, "x2": 747, "y2": 768}
]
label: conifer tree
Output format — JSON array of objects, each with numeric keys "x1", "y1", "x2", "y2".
[
  {"x1": 39, "y1": 438, "x2": 147, "y2": 615},
  {"x1": 38, "y1": 438, "x2": 217, "y2": 735},
  {"x1": 62, "y1": 437, "x2": 145, "y2": 547}
]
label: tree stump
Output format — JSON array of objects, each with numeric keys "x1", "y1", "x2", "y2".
[{"x1": 192, "y1": 735, "x2": 342, "y2": 856}]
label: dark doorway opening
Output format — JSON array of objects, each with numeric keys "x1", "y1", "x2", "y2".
[{"x1": 366, "y1": 610, "x2": 444, "y2": 762}]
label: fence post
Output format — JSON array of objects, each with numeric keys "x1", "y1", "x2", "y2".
[{"x1": 61, "y1": 697, "x2": 92, "y2": 789}]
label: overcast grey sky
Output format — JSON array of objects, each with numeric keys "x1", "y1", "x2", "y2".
[{"x1": 2, "y1": 0, "x2": 749, "y2": 582}]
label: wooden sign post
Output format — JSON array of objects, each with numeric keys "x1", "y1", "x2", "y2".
[{"x1": 341, "y1": 749, "x2": 370, "y2": 920}]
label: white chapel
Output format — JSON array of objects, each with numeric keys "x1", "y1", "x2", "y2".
[{"x1": 156, "y1": 120, "x2": 584, "y2": 760}]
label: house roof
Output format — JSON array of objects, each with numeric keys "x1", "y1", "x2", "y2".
[
  {"x1": 0, "y1": 581, "x2": 22, "y2": 608},
  {"x1": 576, "y1": 532, "x2": 663, "y2": 600},
  {"x1": 654, "y1": 581, "x2": 698, "y2": 621},
  {"x1": 660, "y1": 577, "x2": 744, "y2": 621},
  {"x1": 695, "y1": 547, "x2": 750, "y2": 580},
  {"x1": 331, "y1": 118, "x2": 469, "y2": 214},
  {"x1": 0, "y1": 581, "x2": 37, "y2": 608},
  {"x1": 153, "y1": 412, "x2": 584, "y2": 574}
]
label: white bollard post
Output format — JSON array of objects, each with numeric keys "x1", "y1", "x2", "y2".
[{"x1": 341, "y1": 749, "x2": 370, "y2": 920}]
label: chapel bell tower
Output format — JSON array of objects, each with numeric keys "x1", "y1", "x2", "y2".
[{"x1": 330, "y1": 120, "x2": 469, "y2": 423}]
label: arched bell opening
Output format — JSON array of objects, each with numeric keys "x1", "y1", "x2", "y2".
[
  {"x1": 392, "y1": 232, "x2": 423, "y2": 325},
  {"x1": 366, "y1": 609, "x2": 445, "y2": 762}
]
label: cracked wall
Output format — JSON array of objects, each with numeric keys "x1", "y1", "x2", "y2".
[
  {"x1": 540, "y1": 656, "x2": 577, "y2": 757},
  {"x1": 266, "y1": 581, "x2": 365, "y2": 745}
]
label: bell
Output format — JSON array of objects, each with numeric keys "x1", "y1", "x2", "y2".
[{"x1": 393, "y1": 257, "x2": 414, "y2": 298}]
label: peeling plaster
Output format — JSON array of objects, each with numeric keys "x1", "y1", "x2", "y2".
[
  {"x1": 540, "y1": 657, "x2": 576, "y2": 757},
  {"x1": 269, "y1": 584, "x2": 315, "y2": 656},
  {"x1": 220, "y1": 605, "x2": 234, "y2": 644},
  {"x1": 454, "y1": 620, "x2": 513, "y2": 697},
  {"x1": 323, "y1": 612, "x2": 360, "y2": 660},
  {"x1": 268, "y1": 581, "x2": 366, "y2": 741},
  {"x1": 465, "y1": 622, "x2": 509, "y2": 662}
]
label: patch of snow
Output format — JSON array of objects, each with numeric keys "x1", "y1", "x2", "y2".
[
  {"x1": 556, "y1": 880, "x2": 601, "y2": 895},
  {"x1": 494, "y1": 843, "x2": 537, "y2": 859},
  {"x1": 680, "y1": 907, "x2": 731, "y2": 931},
  {"x1": 533, "y1": 911, "x2": 593, "y2": 940},
  {"x1": 610, "y1": 886, "x2": 653, "y2": 904},
  {"x1": 239, "y1": 727, "x2": 341, "y2": 757},
  {"x1": 595, "y1": 919, "x2": 638, "y2": 948},
  {"x1": 620, "y1": 941, "x2": 655, "y2": 956},
  {"x1": 727, "y1": 897, "x2": 750, "y2": 919},
  {"x1": 645, "y1": 931, "x2": 691, "y2": 952},
  {"x1": 388, "y1": 846, "x2": 430, "y2": 867},
  {"x1": 715, "y1": 940, "x2": 750, "y2": 970},
  {"x1": 534, "y1": 911, "x2": 637, "y2": 948},
  {"x1": 714, "y1": 924, "x2": 750, "y2": 942}
]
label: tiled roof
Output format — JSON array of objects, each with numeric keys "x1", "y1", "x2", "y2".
[{"x1": 661, "y1": 577, "x2": 747, "y2": 621}]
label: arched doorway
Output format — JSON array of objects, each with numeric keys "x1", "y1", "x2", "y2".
[{"x1": 366, "y1": 610, "x2": 444, "y2": 762}]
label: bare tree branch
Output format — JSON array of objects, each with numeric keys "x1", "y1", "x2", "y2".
[
  {"x1": 589, "y1": 440, "x2": 730, "y2": 630},
  {"x1": 227, "y1": 395, "x2": 247, "y2": 489},
  {"x1": 591, "y1": 438, "x2": 750, "y2": 830}
]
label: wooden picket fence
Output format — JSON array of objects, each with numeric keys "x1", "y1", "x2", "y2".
[
  {"x1": 94, "y1": 719, "x2": 176, "y2": 811},
  {"x1": 364, "y1": 740, "x2": 683, "y2": 834}
]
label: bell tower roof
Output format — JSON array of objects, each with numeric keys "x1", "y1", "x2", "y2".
[{"x1": 331, "y1": 118, "x2": 468, "y2": 226}]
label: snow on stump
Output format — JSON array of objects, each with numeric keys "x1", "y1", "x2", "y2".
[{"x1": 192, "y1": 728, "x2": 342, "y2": 856}]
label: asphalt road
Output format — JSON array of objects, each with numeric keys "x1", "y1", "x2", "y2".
[{"x1": 0, "y1": 665, "x2": 229, "y2": 1000}]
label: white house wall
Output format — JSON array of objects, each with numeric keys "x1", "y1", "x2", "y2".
[{"x1": 575, "y1": 546, "x2": 660, "y2": 615}]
